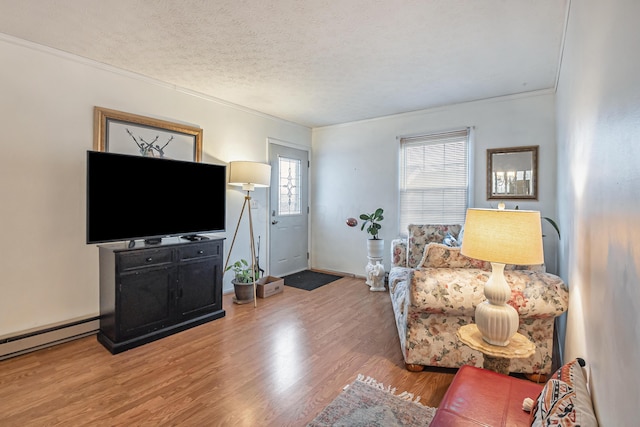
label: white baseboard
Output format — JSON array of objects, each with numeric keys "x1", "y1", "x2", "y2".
[{"x1": 0, "y1": 317, "x2": 99, "y2": 360}]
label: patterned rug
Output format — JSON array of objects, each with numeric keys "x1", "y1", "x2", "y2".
[{"x1": 307, "y1": 375, "x2": 437, "y2": 427}]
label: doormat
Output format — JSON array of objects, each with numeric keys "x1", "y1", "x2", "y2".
[
  {"x1": 307, "y1": 374, "x2": 436, "y2": 426},
  {"x1": 282, "y1": 270, "x2": 342, "y2": 291}
]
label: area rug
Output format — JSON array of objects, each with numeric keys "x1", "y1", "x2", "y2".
[
  {"x1": 283, "y1": 270, "x2": 342, "y2": 291},
  {"x1": 307, "y1": 374, "x2": 437, "y2": 427}
]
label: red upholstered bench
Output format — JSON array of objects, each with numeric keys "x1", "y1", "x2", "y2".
[
  {"x1": 432, "y1": 358, "x2": 598, "y2": 426},
  {"x1": 431, "y1": 365, "x2": 543, "y2": 426}
]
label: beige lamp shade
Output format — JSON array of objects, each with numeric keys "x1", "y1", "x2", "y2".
[
  {"x1": 228, "y1": 161, "x2": 271, "y2": 191},
  {"x1": 461, "y1": 208, "x2": 544, "y2": 266}
]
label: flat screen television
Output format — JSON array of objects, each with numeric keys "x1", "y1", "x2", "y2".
[{"x1": 87, "y1": 150, "x2": 226, "y2": 244}]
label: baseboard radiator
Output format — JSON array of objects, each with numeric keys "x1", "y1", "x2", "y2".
[{"x1": 0, "y1": 316, "x2": 99, "y2": 361}]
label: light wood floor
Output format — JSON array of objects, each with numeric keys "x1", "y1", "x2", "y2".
[{"x1": 0, "y1": 277, "x2": 455, "y2": 426}]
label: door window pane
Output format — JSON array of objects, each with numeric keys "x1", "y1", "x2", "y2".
[{"x1": 278, "y1": 157, "x2": 301, "y2": 215}]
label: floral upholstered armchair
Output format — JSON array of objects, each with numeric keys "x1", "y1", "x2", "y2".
[{"x1": 389, "y1": 224, "x2": 569, "y2": 375}]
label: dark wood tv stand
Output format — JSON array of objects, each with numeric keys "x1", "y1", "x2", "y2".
[{"x1": 97, "y1": 237, "x2": 225, "y2": 354}]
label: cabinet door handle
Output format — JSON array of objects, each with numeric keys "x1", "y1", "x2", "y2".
[
  {"x1": 146, "y1": 257, "x2": 153, "y2": 263},
  {"x1": 197, "y1": 250, "x2": 204, "y2": 255}
]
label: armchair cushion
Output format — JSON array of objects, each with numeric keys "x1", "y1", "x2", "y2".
[
  {"x1": 419, "y1": 243, "x2": 491, "y2": 270},
  {"x1": 419, "y1": 243, "x2": 546, "y2": 272},
  {"x1": 408, "y1": 268, "x2": 566, "y2": 318}
]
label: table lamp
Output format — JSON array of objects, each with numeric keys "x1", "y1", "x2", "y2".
[
  {"x1": 225, "y1": 161, "x2": 271, "y2": 306},
  {"x1": 461, "y1": 208, "x2": 543, "y2": 346}
]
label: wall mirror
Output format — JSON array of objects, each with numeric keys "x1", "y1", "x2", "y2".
[{"x1": 487, "y1": 145, "x2": 538, "y2": 200}]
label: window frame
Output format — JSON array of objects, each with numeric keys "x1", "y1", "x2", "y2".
[{"x1": 398, "y1": 128, "x2": 473, "y2": 236}]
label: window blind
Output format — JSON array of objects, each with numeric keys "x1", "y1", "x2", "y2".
[{"x1": 399, "y1": 128, "x2": 470, "y2": 234}]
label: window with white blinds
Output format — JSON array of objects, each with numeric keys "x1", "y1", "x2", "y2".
[{"x1": 399, "y1": 128, "x2": 470, "y2": 234}]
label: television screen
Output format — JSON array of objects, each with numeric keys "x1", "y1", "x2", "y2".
[{"x1": 87, "y1": 150, "x2": 226, "y2": 244}]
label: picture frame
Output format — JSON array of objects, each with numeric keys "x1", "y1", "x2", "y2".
[
  {"x1": 93, "y1": 107, "x2": 203, "y2": 162},
  {"x1": 487, "y1": 145, "x2": 538, "y2": 200}
]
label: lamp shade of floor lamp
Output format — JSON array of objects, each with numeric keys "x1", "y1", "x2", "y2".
[
  {"x1": 461, "y1": 208, "x2": 544, "y2": 346},
  {"x1": 228, "y1": 161, "x2": 271, "y2": 191},
  {"x1": 225, "y1": 161, "x2": 271, "y2": 306}
]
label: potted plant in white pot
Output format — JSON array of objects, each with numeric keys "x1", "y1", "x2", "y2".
[
  {"x1": 225, "y1": 259, "x2": 259, "y2": 304},
  {"x1": 360, "y1": 208, "x2": 384, "y2": 259}
]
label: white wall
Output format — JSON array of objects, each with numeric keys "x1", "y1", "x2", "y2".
[
  {"x1": 0, "y1": 36, "x2": 311, "y2": 337},
  {"x1": 311, "y1": 92, "x2": 558, "y2": 276},
  {"x1": 556, "y1": 0, "x2": 640, "y2": 424}
]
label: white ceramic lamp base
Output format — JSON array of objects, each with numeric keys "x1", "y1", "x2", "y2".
[{"x1": 475, "y1": 262, "x2": 519, "y2": 346}]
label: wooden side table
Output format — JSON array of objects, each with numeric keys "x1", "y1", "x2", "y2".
[{"x1": 457, "y1": 324, "x2": 535, "y2": 375}]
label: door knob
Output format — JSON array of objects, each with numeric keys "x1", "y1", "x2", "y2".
[{"x1": 272, "y1": 220, "x2": 279, "y2": 225}]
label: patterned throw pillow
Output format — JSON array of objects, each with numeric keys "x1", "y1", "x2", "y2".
[
  {"x1": 406, "y1": 224, "x2": 462, "y2": 268},
  {"x1": 529, "y1": 358, "x2": 598, "y2": 426}
]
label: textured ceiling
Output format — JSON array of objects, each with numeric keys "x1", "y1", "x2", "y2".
[{"x1": 0, "y1": 0, "x2": 568, "y2": 128}]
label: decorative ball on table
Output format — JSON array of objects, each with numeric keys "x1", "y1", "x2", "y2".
[{"x1": 346, "y1": 217, "x2": 358, "y2": 227}]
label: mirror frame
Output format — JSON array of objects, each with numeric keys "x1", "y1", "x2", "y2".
[{"x1": 486, "y1": 145, "x2": 539, "y2": 200}]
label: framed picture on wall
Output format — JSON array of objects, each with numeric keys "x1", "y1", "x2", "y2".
[{"x1": 93, "y1": 107, "x2": 203, "y2": 162}]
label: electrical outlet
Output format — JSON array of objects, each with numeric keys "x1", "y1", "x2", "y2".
[{"x1": 250, "y1": 199, "x2": 258, "y2": 209}]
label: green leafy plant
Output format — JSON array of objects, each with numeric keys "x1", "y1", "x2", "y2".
[
  {"x1": 225, "y1": 259, "x2": 259, "y2": 283},
  {"x1": 359, "y1": 208, "x2": 384, "y2": 240},
  {"x1": 542, "y1": 217, "x2": 561, "y2": 240}
]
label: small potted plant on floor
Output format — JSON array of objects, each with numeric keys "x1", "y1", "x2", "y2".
[
  {"x1": 360, "y1": 208, "x2": 384, "y2": 258},
  {"x1": 225, "y1": 259, "x2": 259, "y2": 304}
]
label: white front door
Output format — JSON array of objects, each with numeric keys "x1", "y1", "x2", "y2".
[{"x1": 268, "y1": 142, "x2": 309, "y2": 277}]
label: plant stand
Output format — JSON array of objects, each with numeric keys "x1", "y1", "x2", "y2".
[
  {"x1": 365, "y1": 259, "x2": 386, "y2": 291},
  {"x1": 365, "y1": 239, "x2": 385, "y2": 291}
]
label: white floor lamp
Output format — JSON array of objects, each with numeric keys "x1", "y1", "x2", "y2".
[{"x1": 224, "y1": 161, "x2": 271, "y2": 307}]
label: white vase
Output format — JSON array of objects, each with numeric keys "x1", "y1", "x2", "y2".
[{"x1": 366, "y1": 239, "x2": 384, "y2": 259}]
